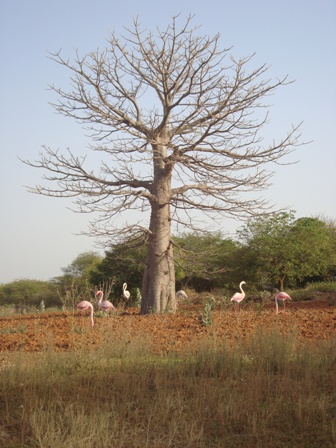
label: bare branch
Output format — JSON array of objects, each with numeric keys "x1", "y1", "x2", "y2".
[{"x1": 25, "y1": 15, "x2": 303, "y2": 246}]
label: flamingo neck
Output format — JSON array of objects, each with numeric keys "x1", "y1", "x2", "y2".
[
  {"x1": 97, "y1": 292, "x2": 103, "y2": 303},
  {"x1": 90, "y1": 305, "x2": 94, "y2": 327}
]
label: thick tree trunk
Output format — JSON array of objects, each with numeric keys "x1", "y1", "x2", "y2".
[
  {"x1": 140, "y1": 139, "x2": 176, "y2": 314},
  {"x1": 140, "y1": 202, "x2": 176, "y2": 314}
]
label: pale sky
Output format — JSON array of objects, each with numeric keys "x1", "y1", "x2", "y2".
[{"x1": 1, "y1": 0, "x2": 335, "y2": 283}]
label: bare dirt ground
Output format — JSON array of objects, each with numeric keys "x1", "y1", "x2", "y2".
[{"x1": 0, "y1": 294, "x2": 335, "y2": 359}]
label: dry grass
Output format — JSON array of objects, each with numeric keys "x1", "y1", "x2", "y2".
[{"x1": 0, "y1": 329, "x2": 335, "y2": 448}]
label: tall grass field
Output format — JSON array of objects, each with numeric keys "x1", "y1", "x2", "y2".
[{"x1": 0, "y1": 329, "x2": 335, "y2": 447}]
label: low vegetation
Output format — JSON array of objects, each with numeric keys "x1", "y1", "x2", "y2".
[
  {"x1": 0, "y1": 298, "x2": 335, "y2": 447},
  {"x1": 0, "y1": 334, "x2": 335, "y2": 447}
]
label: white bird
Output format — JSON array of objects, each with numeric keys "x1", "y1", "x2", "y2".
[
  {"x1": 230, "y1": 281, "x2": 246, "y2": 311},
  {"x1": 96, "y1": 290, "x2": 115, "y2": 313},
  {"x1": 122, "y1": 283, "x2": 130, "y2": 301},
  {"x1": 176, "y1": 290, "x2": 188, "y2": 300}
]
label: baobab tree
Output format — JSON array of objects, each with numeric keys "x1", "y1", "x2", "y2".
[{"x1": 23, "y1": 15, "x2": 301, "y2": 314}]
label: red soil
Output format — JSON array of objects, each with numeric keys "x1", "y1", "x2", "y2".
[{"x1": 0, "y1": 296, "x2": 335, "y2": 357}]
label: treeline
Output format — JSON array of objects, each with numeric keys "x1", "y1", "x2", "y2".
[{"x1": 1, "y1": 212, "x2": 335, "y2": 308}]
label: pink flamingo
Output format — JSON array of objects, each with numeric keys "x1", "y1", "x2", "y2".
[
  {"x1": 96, "y1": 290, "x2": 115, "y2": 313},
  {"x1": 275, "y1": 291, "x2": 292, "y2": 315},
  {"x1": 76, "y1": 300, "x2": 94, "y2": 327},
  {"x1": 230, "y1": 281, "x2": 246, "y2": 311}
]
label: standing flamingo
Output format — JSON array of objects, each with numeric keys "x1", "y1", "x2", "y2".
[
  {"x1": 76, "y1": 300, "x2": 94, "y2": 327},
  {"x1": 230, "y1": 281, "x2": 246, "y2": 311},
  {"x1": 96, "y1": 290, "x2": 115, "y2": 313},
  {"x1": 275, "y1": 291, "x2": 292, "y2": 315},
  {"x1": 122, "y1": 283, "x2": 130, "y2": 301}
]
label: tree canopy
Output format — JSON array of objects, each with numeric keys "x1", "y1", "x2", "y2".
[
  {"x1": 0, "y1": 280, "x2": 59, "y2": 308},
  {"x1": 238, "y1": 212, "x2": 335, "y2": 289}
]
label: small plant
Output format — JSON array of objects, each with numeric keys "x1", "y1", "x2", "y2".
[
  {"x1": 94, "y1": 310, "x2": 109, "y2": 318},
  {"x1": 198, "y1": 297, "x2": 216, "y2": 326},
  {"x1": 38, "y1": 300, "x2": 45, "y2": 313},
  {"x1": 134, "y1": 288, "x2": 142, "y2": 307}
]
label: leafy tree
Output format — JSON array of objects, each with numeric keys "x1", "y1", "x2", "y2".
[
  {"x1": 238, "y1": 211, "x2": 296, "y2": 289},
  {"x1": 90, "y1": 239, "x2": 146, "y2": 304},
  {"x1": 174, "y1": 233, "x2": 240, "y2": 291},
  {"x1": 324, "y1": 218, "x2": 336, "y2": 280},
  {"x1": 52, "y1": 251, "x2": 102, "y2": 298},
  {"x1": 61, "y1": 251, "x2": 102, "y2": 280},
  {"x1": 0, "y1": 280, "x2": 59, "y2": 308},
  {"x1": 23, "y1": 15, "x2": 301, "y2": 313},
  {"x1": 289, "y1": 217, "x2": 335, "y2": 285},
  {"x1": 238, "y1": 212, "x2": 335, "y2": 289},
  {"x1": 51, "y1": 252, "x2": 102, "y2": 308}
]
